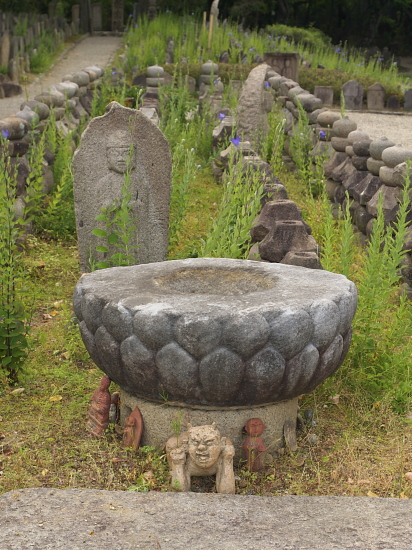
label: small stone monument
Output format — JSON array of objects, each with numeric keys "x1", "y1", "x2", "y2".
[
  {"x1": 237, "y1": 63, "x2": 271, "y2": 152},
  {"x1": 111, "y1": 0, "x2": 124, "y2": 31},
  {"x1": 73, "y1": 101, "x2": 172, "y2": 273},
  {"x1": 342, "y1": 80, "x2": 363, "y2": 110},
  {"x1": 166, "y1": 422, "x2": 235, "y2": 493},
  {"x1": 314, "y1": 85, "x2": 334, "y2": 107},
  {"x1": 263, "y1": 53, "x2": 299, "y2": 81},
  {"x1": 367, "y1": 83, "x2": 385, "y2": 110},
  {"x1": 404, "y1": 89, "x2": 412, "y2": 111},
  {"x1": 386, "y1": 95, "x2": 400, "y2": 111}
]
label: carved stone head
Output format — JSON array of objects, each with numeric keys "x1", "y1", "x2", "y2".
[
  {"x1": 187, "y1": 422, "x2": 221, "y2": 468},
  {"x1": 106, "y1": 130, "x2": 136, "y2": 174}
]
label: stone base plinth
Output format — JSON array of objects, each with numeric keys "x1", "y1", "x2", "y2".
[{"x1": 120, "y1": 391, "x2": 299, "y2": 457}]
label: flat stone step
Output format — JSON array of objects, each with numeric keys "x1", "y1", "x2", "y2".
[{"x1": 1, "y1": 488, "x2": 411, "y2": 549}]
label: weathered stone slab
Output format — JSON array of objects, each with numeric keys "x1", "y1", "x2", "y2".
[
  {"x1": 0, "y1": 31, "x2": 10, "y2": 66},
  {"x1": 324, "y1": 151, "x2": 348, "y2": 178},
  {"x1": 367, "y1": 82, "x2": 385, "y2": 110},
  {"x1": 404, "y1": 88, "x2": 412, "y2": 111},
  {"x1": 387, "y1": 95, "x2": 400, "y2": 111},
  {"x1": 1, "y1": 488, "x2": 412, "y2": 549},
  {"x1": 351, "y1": 173, "x2": 382, "y2": 205},
  {"x1": 342, "y1": 80, "x2": 363, "y2": 110},
  {"x1": 236, "y1": 63, "x2": 271, "y2": 151},
  {"x1": 366, "y1": 184, "x2": 402, "y2": 217},
  {"x1": 314, "y1": 85, "x2": 334, "y2": 106},
  {"x1": 263, "y1": 52, "x2": 299, "y2": 81},
  {"x1": 73, "y1": 101, "x2": 172, "y2": 272}
]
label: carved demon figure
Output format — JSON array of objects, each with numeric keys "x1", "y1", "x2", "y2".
[{"x1": 166, "y1": 422, "x2": 235, "y2": 494}]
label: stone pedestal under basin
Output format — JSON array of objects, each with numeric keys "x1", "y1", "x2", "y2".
[{"x1": 73, "y1": 258, "x2": 357, "y2": 451}]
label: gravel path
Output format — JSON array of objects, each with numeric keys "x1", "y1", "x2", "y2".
[{"x1": 0, "y1": 35, "x2": 122, "y2": 120}]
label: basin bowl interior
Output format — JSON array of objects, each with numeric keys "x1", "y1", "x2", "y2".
[{"x1": 153, "y1": 267, "x2": 276, "y2": 296}]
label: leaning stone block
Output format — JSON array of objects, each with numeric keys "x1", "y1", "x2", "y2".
[
  {"x1": 366, "y1": 185, "x2": 402, "y2": 217},
  {"x1": 351, "y1": 174, "x2": 382, "y2": 205},
  {"x1": 342, "y1": 170, "x2": 369, "y2": 195},
  {"x1": 250, "y1": 199, "x2": 311, "y2": 242},
  {"x1": 280, "y1": 251, "x2": 322, "y2": 269},
  {"x1": 324, "y1": 151, "x2": 347, "y2": 178},
  {"x1": 258, "y1": 220, "x2": 317, "y2": 263},
  {"x1": 331, "y1": 157, "x2": 355, "y2": 183},
  {"x1": 354, "y1": 204, "x2": 373, "y2": 234}
]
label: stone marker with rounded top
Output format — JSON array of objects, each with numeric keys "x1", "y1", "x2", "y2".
[
  {"x1": 342, "y1": 80, "x2": 363, "y2": 110},
  {"x1": 72, "y1": 101, "x2": 172, "y2": 273},
  {"x1": 367, "y1": 82, "x2": 385, "y2": 110}
]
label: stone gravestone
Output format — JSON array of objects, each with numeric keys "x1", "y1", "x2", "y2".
[
  {"x1": 405, "y1": 89, "x2": 412, "y2": 111},
  {"x1": 91, "y1": 3, "x2": 103, "y2": 32},
  {"x1": 72, "y1": 4, "x2": 80, "y2": 33},
  {"x1": 367, "y1": 83, "x2": 385, "y2": 110},
  {"x1": 72, "y1": 101, "x2": 172, "y2": 273},
  {"x1": 263, "y1": 53, "x2": 299, "y2": 82},
  {"x1": 79, "y1": 0, "x2": 90, "y2": 33},
  {"x1": 342, "y1": 80, "x2": 363, "y2": 110},
  {"x1": 386, "y1": 95, "x2": 400, "y2": 111},
  {"x1": 314, "y1": 85, "x2": 334, "y2": 106},
  {"x1": 112, "y1": 0, "x2": 124, "y2": 31},
  {"x1": 0, "y1": 32, "x2": 10, "y2": 67},
  {"x1": 236, "y1": 63, "x2": 270, "y2": 152}
]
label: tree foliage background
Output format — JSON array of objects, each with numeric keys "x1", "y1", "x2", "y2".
[{"x1": 0, "y1": 0, "x2": 411, "y2": 53}]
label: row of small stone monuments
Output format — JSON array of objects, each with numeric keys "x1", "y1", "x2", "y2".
[
  {"x1": 320, "y1": 116, "x2": 412, "y2": 298},
  {"x1": 314, "y1": 80, "x2": 411, "y2": 112},
  {"x1": 209, "y1": 60, "x2": 323, "y2": 269},
  {"x1": 0, "y1": 11, "x2": 74, "y2": 92},
  {"x1": 0, "y1": 64, "x2": 105, "y2": 225},
  {"x1": 265, "y1": 67, "x2": 412, "y2": 298}
]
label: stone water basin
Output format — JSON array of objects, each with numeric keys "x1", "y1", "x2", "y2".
[{"x1": 73, "y1": 258, "x2": 357, "y2": 407}]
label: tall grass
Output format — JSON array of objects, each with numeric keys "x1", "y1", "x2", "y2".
[
  {"x1": 200, "y1": 154, "x2": 264, "y2": 259},
  {"x1": 303, "y1": 168, "x2": 412, "y2": 413},
  {"x1": 0, "y1": 139, "x2": 30, "y2": 384},
  {"x1": 124, "y1": 13, "x2": 400, "y2": 89}
]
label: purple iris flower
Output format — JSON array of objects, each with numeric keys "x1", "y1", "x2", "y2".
[
  {"x1": 219, "y1": 113, "x2": 226, "y2": 120},
  {"x1": 264, "y1": 81, "x2": 270, "y2": 88},
  {"x1": 231, "y1": 136, "x2": 241, "y2": 146},
  {"x1": 1, "y1": 129, "x2": 9, "y2": 138},
  {"x1": 319, "y1": 130, "x2": 327, "y2": 140}
]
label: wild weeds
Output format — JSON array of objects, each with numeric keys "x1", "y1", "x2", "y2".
[
  {"x1": 0, "y1": 139, "x2": 30, "y2": 384},
  {"x1": 344, "y1": 175, "x2": 412, "y2": 410},
  {"x1": 25, "y1": 129, "x2": 47, "y2": 231},
  {"x1": 266, "y1": 110, "x2": 286, "y2": 171},
  {"x1": 169, "y1": 139, "x2": 198, "y2": 249},
  {"x1": 289, "y1": 100, "x2": 314, "y2": 184},
  {"x1": 200, "y1": 153, "x2": 263, "y2": 259}
]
